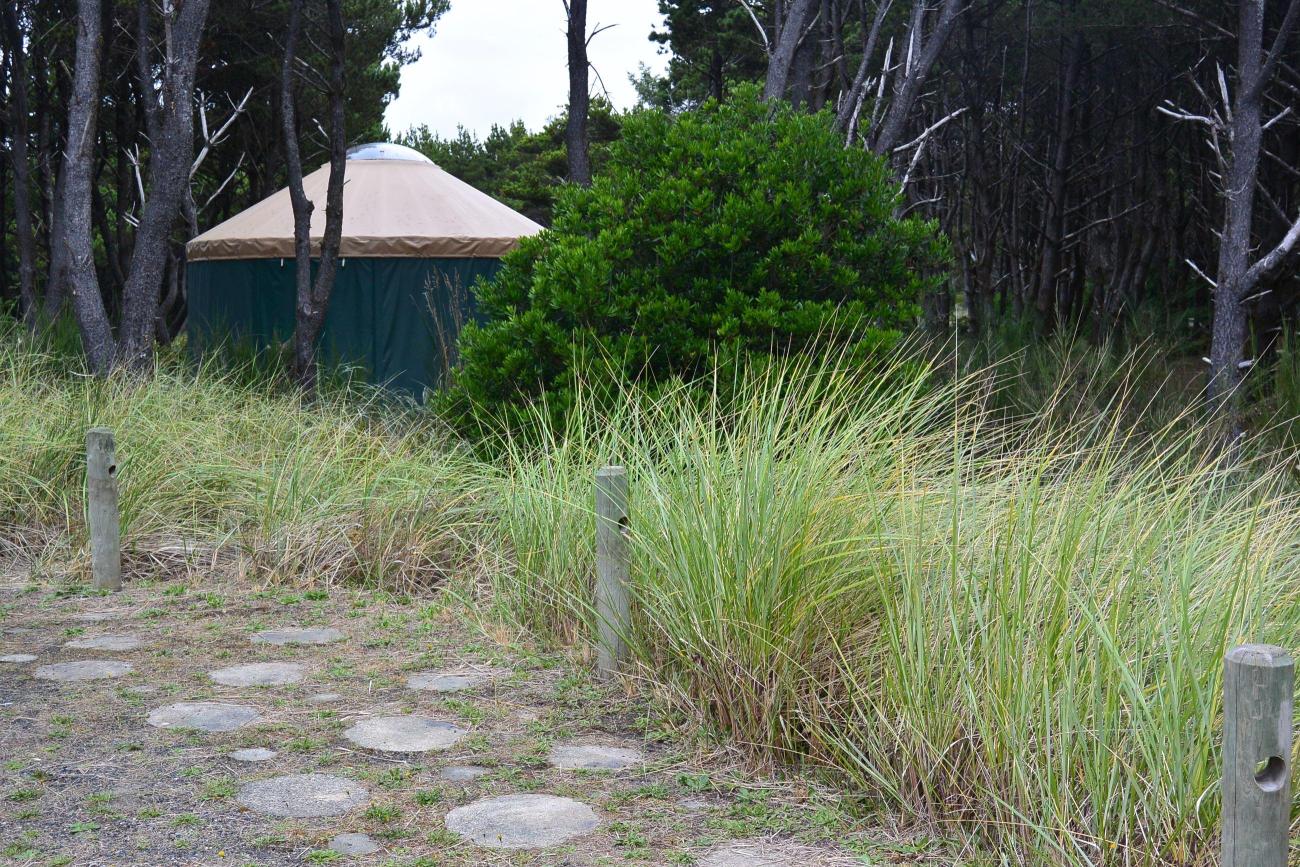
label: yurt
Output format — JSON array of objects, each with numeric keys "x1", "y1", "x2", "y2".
[{"x1": 186, "y1": 142, "x2": 543, "y2": 394}]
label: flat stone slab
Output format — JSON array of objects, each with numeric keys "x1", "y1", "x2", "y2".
[
  {"x1": 0, "y1": 653, "x2": 37, "y2": 663},
  {"x1": 236, "y1": 774, "x2": 369, "y2": 818},
  {"x1": 406, "y1": 666, "x2": 509, "y2": 693},
  {"x1": 63, "y1": 634, "x2": 146, "y2": 651},
  {"x1": 549, "y1": 743, "x2": 643, "y2": 771},
  {"x1": 229, "y1": 748, "x2": 277, "y2": 762},
  {"x1": 209, "y1": 662, "x2": 305, "y2": 686},
  {"x1": 330, "y1": 833, "x2": 381, "y2": 855},
  {"x1": 147, "y1": 701, "x2": 262, "y2": 732},
  {"x1": 699, "y1": 841, "x2": 835, "y2": 866},
  {"x1": 250, "y1": 627, "x2": 344, "y2": 646},
  {"x1": 308, "y1": 692, "x2": 342, "y2": 703},
  {"x1": 343, "y1": 715, "x2": 465, "y2": 753},
  {"x1": 445, "y1": 794, "x2": 599, "y2": 849},
  {"x1": 67, "y1": 611, "x2": 124, "y2": 623},
  {"x1": 33, "y1": 660, "x2": 133, "y2": 681},
  {"x1": 440, "y1": 765, "x2": 490, "y2": 782}
]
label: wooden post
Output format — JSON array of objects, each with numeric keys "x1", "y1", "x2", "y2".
[
  {"x1": 1222, "y1": 643, "x2": 1293, "y2": 867},
  {"x1": 86, "y1": 428, "x2": 121, "y2": 592},
  {"x1": 594, "y1": 466, "x2": 630, "y2": 680}
]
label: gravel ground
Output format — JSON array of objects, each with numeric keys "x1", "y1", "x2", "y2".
[{"x1": 1, "y1": 570, "x2": 903, "y2": 866}]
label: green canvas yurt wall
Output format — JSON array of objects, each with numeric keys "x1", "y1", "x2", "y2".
[
  {"x1": 185, "y1": 143, "x2": 543, "y2": 395},
  {"x1": 187, "y1": 257, "x2": 501, "y2": 393}
]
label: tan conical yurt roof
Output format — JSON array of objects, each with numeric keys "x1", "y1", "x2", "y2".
[{"x1": 186, "y1": 143, "x2": 543, "y2": 261}]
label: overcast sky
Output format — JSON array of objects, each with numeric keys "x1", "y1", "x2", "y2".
[{"x1": 384, "y1": 0, "x2": 671, "y2": 140}]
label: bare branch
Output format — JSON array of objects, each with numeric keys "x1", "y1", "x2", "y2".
[
  {"x1": 1186, "y1": 258, "x2": 1217, "y2": 288},
  {"x1": 1254, "y1": 0, "x2": 1300, "y2": 100},
  {"x1": 735, "y1": 0, "x2": 770, "y2": 53},
  {"x1": 1156, "y1": 102, "x2": 1219, "y2": 127},
  {"x1": 1243, "y1": 215, "x2": 1300, "y2": 287}
]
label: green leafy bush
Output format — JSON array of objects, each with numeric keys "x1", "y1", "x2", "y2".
[{"x1": 443, "y1": 84, "x2": 948, "y2": 430}]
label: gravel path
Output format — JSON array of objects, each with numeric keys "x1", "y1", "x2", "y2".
[{"x1": 0, "y1": 574, "x2": 882, "y2": 865}]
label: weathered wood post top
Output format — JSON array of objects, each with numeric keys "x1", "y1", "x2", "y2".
[{"x1": 1221, "y1": 643, "x2": 1294, "y2": 867}]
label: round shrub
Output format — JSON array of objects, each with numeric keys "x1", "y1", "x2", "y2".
[{"x1": 445, "y1": 84, "x2": 948, "y2": 429}]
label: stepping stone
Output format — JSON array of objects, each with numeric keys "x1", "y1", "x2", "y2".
[
  {"x1": 549, "y1": 743, "x2": 643, "y2": 771},
  {"x1": 236, "y1": 774, "x2": 368, "y2": 818},
  {"x1": 330, "y1": 833, "x2": 381, "y2": 855},
  {"x1": 699, "y1": 841, "x2": 830, "y2": 866},
  {"x1": 0, "y1": 654, "x2": 37, "y2": 663},
  {"x1": 406, "y1": 667, "x2": 508, "y2": 693},
  {"x1": 343, "y1": 715, "x2": 465, "y2": 753},
  {"x1": 308, "y1": 692, "x2": 343, "y2": 703},
  {"x1": 147, "y1": 701, "x2": 262, "y2": 732},
  {"x1": 33, "y1": 660, "x2": 133, "y2": 682},
  {"x1": 68, "y1": 611, "x2": 123, "y2": 623},
  {"x1": 445, "y1": 794, "x2": 599, "y2": 849},
  {"x1": 229, "y1": 748, "x2": 277, "y2": 763},
  {"x1": 250, "y1": 627, "x2": 344, "y2": 646},
  {"x1": 209, "y1": 662, "x2": 305, "y2": 686},
  {"x1": 440, "y1": 765, "x2": 490, "y2": 782},
  {"x1": 64, "y1": 634, "x2": 145, "y2": 651}
]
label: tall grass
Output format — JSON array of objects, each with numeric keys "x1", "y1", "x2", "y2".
[
  {"x1": 487, "y1": 351, "x2": 1300, "y2": 865},
  {"x1": 4, "y1": 319, "x2": 1298, "y2": 864},
  {"x1": 0, "y1": 325, "x2": 482, "y2": 589}
]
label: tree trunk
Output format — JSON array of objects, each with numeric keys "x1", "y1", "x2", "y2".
[
  {"x1": 868, "y1": 0, "x2": 964, "y2": 155},
  {"x1": 1208, "y1": 1, "x2": 1267, "y2": 437},
  {"x1": 565, "y1": 0, "x2": 591, "y2": 185},
  {"x1": 117, "y1": 0, "x2": 211, "y2": 370},
  {"x1": 1204, "y1": 0, "x2": 1300, "y2": 442},
  {"x1": 2, "y1": 1, "x2": 38, "y2": 327},
  {"x1": 763, "y1": 0, "x2": 817, "y2": 102},
  {"x1": 834, "y1": 0, "x2": 889, "y2": 137},
  {"x1": 60, "y1": 0, "x2": 116, "y2": 373},
  {"x1": 283, "y1": 0, "x2": 347, "y2": 391},
  {"x1": 1033, "y1": 31, "x2": 1084, "y2": 333}
]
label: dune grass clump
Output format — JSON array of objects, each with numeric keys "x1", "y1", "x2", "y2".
[
  {"x1": 4, "y1": 318, "x2": 1299, "y2": 864},
  {"x1": 0, "y1": 326, "x2": 480, "y2": 589},
  {"x1": 487, "y1": 352, "x2": 1300, "y2": 864}
]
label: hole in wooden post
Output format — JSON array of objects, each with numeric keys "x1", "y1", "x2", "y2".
[
  {"x1": 1254, "y1": 755, "x2": 1287, "y2": 792},
  {"x1": 107, "y1": 465, "x2": 117, "y2": 478}
]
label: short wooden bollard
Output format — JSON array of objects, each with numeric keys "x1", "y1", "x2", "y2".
[
  {"x1": 594, "y1": 466, "x2": 630, "y2": 681},
  {"x1": 1222, "y1": 644, "x2": 1294, "y2": 867},
  {"x1": 86, "y1": 428, "x2": 121, "y2": 592}
]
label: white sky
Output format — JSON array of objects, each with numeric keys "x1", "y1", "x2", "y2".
[{"x1": 384, "y1": 0, "x2": 671, "y2": 140}]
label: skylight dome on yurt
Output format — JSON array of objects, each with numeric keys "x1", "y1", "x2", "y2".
[{"x1": 186, "y1": 143, "x2": 543, "y2": 394}]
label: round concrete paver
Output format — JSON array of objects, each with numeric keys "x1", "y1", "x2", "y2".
[
  {"x1": 699, "y1": 841, "x2": 831, "y2": 866},
  {"x1": 342, "y1": 715, "x2": 465, "y2": 753},
  {"x1": 64, "y1": 634, "x2": 145, "y2": 651},
  {"x1": 445, "y1": 794, "x2": 599, "y2": 849},
  {"x1": 250, "y1": 627, "x2": 344, "y2": 646},
  {"x1": 330, "y1": 833, "x2": 381, "y2": 855},
  {"x1": 147, "y1": 701, "x2": 262, "y2": 733},
  {"x1": 406, "y1": 667, "x2": 507, "y2": 693},
  {"x1": 440, "y1": 765, "x2": 490, "y2": 782},
  {"x1": 230, "y1": 748, "x2": 277, "y2": 763},
  {"x1": 549, "y1": 743, "x2": 643, "y2": 771},
  {"x1": 33, "y1": 660, "x2": 133, "y2": 682},
  {"x1": 209, "y1": 662, "x2": 305, "y2": 687},
  {"x1": 236, "y1": 774, "x2": 369, "y2": 818},
  {"x1": 0, "y1": 653, "x2": 37, "y2": 663}
]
